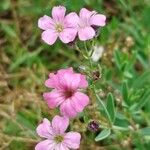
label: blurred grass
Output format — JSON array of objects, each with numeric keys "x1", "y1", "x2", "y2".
[{"x1": 0, "y1": 0, "x2": 150, "y2": 149}]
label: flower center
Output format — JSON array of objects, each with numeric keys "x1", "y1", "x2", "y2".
[
  {"x1": 54, "y1": 135, "x2": 64, "y2": 143},
  {"x1": 55, "y1": 24, "x2": 63, "y2": 33},
  {"x1": 64, "y1": 90, "x2": 74, "y2": 99}
]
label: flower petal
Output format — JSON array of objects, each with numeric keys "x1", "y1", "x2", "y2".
[
  {"x1": 58, "y1": 72, "x2": 81, "y2": 90},
  {"x1": 35, "y1": 140, "x2": 56, "y2": 150},
  {"x1": 36, "y1": 118, "x2": 54, "y2": 138},
  {"x1": 71, "y1": 92, "x2": 89, "y2": 113},
  {"x1": 52, "y1": 115, "x2": 69, "y2": 134},
  {"x1": 79, "y1": 8, "x2": 93, "y2": 19},
  {"x1": 43, "y1": 90, "x2": 65, "y2": 109},
  {"x1": 38, "y1": 15, "x2": 54, "y2": 30},
  {"x1": 79, "y1": 75, "x2": 88, "y2": 88},
  {"x1": 64, "y1": 132, "x2": 81, "y2": 149},
  {"x1": 59, "y1": 28, "x2": 77, "y2": 43},
  {"x1": 60, "y1": 100, "x2": 78, "y2": 118},
  {"x1": 55, "y1": 143, "x2": 69, "y2": 150},
  {"x1": 78, "y1": 27, "x2": 95, "y2": 41},
  {"x1": 90, "y1": 14, "x2": 106, "y2": 26},
  {"x1": 42, "y1": 29, "x2": 58, "y2": 45},
  {"x1": 52, "y1": 6, "x2": 66, "y2": 21},
  {"x1": 65, "y1": 12, "x2": 79, "y2": 27},
  {"x1": 57, "y1": 67, "x2": 74, "y2": 74}
]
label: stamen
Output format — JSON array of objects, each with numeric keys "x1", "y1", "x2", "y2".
[
  {"x1": 55, "y1": 24, "x2": 63, "y2": 32},
  {"x1": 54, "y1": 135, "x2": 64, "y2": 143}
]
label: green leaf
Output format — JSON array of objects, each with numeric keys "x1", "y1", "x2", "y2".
[
  {"x1": 94, "y1": 88, "x2": 112, "y2": 124},
  {"x1": 140, "y1": 127, "x2": 150, "y2": 137},
  {"x1": 135, "y1": 89, "x2": 150, "y2": 110},
  {"x1": 131, "y1": 71, "x2": 150, "y2": 89},
  {"x1": 95, "y1": 129, "x2": 111, "y2": 141},
  {"x1": 114, "y1": 50, "x2": 122, "y2": 70},
  {"x1": 106, "y1": 93, "x2": 116, "y2": 123},
  {"x1": 122, "y1": 81, "x2": 130, "y2": 106}
]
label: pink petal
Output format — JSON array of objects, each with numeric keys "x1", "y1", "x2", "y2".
[
  {"x1": 42, "y1": 29, "x2": 58, "y2": 45},
  {"x1": 43, "y1": 90, "x2": 65, "y2": 109},
  {"x1": 45, "y1": 68, "x2": 74, "y2": 89},
  {"x1": 65, "y1": 12, "x2": 79, "y2": 27},
  {"x1": 36, "y1": 118, "x2": 54, "y2": 138},
  {"x1": 64, "y1": 132, "x2": 81, "y2": 149},
  {"x1": 38, "y1": 15, "x2": 55, "y2": 30},
  {"x1": 90, "y1": 14, "x2": 106, "y2": 26},
  {"x1": 59, "y1": 28, "x2": 77, "y2": 43},
  {"x1": 57, "y1": 68, "x2": 74, "y2": 74},
  {"x1": 52, "y1": 6, "x2": 66, "y2": 21},
  {"x1": 35, "y1": 140, "x2": 56, "y2": 150},
  {"x1": 78, "y1": 27, "x2": 95, "y2": 41},
  {"x1": 52, "y1": 115, "x2": 69, "y2": 134},
  {"x1": 71, "y1": 92, "x2": 89, "y2": 113},
  {"x1": 60, "y1": 99, "x2": 78, "y2": 118},
  {"x1": 79, "y1": 75, "x2": 88, "y2": 88},
  {"x1": 58, "y1": 72, "x2": 81, "y2": 90},
  {"x1": 55, "y1": 143, "x2": 69, "y2": 150},
  {"x1": 79, "y1": 8, "x2": 93, "y2": 19},
  {"x1": 45, "y1": 74, "x2": 62, "y2": 89}
]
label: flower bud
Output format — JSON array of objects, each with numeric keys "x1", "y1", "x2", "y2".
[{"x1": 88, "y1": 120, "x2": 100, "y2": 132}]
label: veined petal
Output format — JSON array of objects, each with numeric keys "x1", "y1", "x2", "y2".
[
  {"x1": 43, "y1": 90, "x2": 65, "y2": 109},
  {"x1": 78, "y1": 27, "x2": 95, "y2": 41},
  {"x1": 90, "y1": 14, "x2": 106, "y2": 26},
  {"x1": 35, "y1": 140, "x2": 56, "y2": 150},
  {"x1": 55, "y1": 143, "x2": 69, "y2": 150},
  {"x1": 52, "y1": 6, "x2": 66, "y2": 21},
  {"x1": 38, "y1": 15, "x2": 54, "y2": 30},
  {"x1": 58, "y1": 72, "x2": 81, "y2": 90},
  {"x1": 79, "y1": 75, "x2": 88, "y2": 88},
  {"x1": 65, "y1": 12, "x2": 79, "y2": 27},
  {"x1": 79, "y1": 8, "x2": 94, "y2": 19},
  {"x1": 52, "y1": 115, "x2": 69, "y2": 134},
  {"x1": 60, "y1": 100, "x2": 78, "y2": 118},
  {"x1": 36, "y1": 118, "x2": 54, "y2": 138},
  {"x1": 64, "y1": 132, "x2": 81, "y2": 149},
  {"x1": 42, "y1": 29, "x2": 58, "y2": 45},
  {"x1": 59, "y1": 28, "x2": 77, "y2": 43},
  {"x1": 71, "y1": 92, "x2": 89, "y2": 113}
]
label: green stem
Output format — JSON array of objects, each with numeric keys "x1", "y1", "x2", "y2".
[
  {"x1": 84, "y1": 41, "x2": 93, "y2": 70},
  {"x1": 92, "y1": 84, "x2": 112, "y2": 126},
  {"x1": 83, "y1": 41, "x2": 112, "y2": 126}
]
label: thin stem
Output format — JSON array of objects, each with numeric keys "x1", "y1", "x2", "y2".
[
  {"x1": 92, "y1": 84, "x2": 112, "y2": 126},
  {"x1": 77, "y1": 41, "x2": 112, "y2": 126},
  {"x1": 84, "y1": 41, "x2": 93, "y2": 70}
]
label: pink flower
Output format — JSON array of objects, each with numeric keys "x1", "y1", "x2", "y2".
[
  {"x1": 43, "y1": 68, "x2": 89, "y2": 118},
  {"x1": 38, "y1": 6, "x2": 79, "y2": 45},
  {"x1": 77, "y1": 8, "x2": 106, "y2": 41},
  {"x1": 35, "y1": 116, "x2": 81, "y2": 150}
]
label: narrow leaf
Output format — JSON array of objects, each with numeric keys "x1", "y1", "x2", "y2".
[
  {"x1": 106, "y1": 93, "x2": 116, "y2": 123},
  {"x1": 95, "y1": 129, "x2": 111, "y2": 141},
  {"x1": 140, "y1": 127, "x2": 150, "y2": 137},
  {"x1": 135, "y1": 89, "x2": 150, "y2": 110},
  {"x1": 122, "y1": 82, "x2": 130, "y2": 106}
]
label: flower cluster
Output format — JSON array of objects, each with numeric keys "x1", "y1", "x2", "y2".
[
  {"x1": 38, "y1": 6, "x2": 106, "y2": 45},
  {"x1": 36, "y1": 5, "x2": 106, "y2": 150}
]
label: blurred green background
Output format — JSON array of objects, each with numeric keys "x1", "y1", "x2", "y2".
[{"x1": 0, "y1": 0, "x2": 150, "y2": 149}]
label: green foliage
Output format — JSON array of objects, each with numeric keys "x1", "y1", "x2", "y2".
[
  {"x1": 1, "y1": 0, "x2": 150, "y2": 149},
  {"x1": 95, "y1": 129, "x2": 111, "y2": 141},
  {"x1": 106, "y1": 93, "x2": 116, "y2": 123}
]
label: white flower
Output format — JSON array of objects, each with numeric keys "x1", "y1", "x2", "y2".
[{"x1": 91, "y1": 45, "x2": 104, "y2": 62}]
